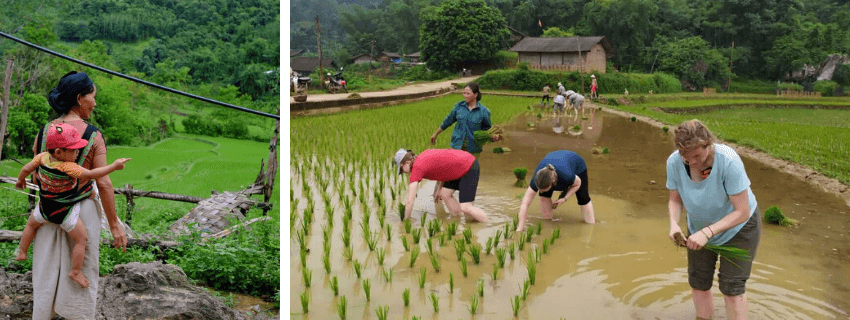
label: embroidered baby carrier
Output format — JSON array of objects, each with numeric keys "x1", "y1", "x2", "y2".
[{"x1": 33, "y1": 123, "x2": 100, "y2": 224}]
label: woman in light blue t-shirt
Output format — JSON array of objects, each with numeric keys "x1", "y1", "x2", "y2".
[{"x1": 666, "y1": 119, "x2": 761, "y2": 320}]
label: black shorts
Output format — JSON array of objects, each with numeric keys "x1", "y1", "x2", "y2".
[
  {"x1": 442, "y1": 159, "x2": 480, "y2": 203},
  {"x1": 539, "y1": 170, "x2": 591, "y2": 205},
  {"x1": 687, "y1": 207, "x2": 761, "y2": 296}
]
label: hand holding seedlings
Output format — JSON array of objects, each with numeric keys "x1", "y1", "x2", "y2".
[
  {"x1": 686, "y1": 228, "x2": 711, "y2": 250},
  {"x1": 551, "y1": 198, "x2": 566, "y2": 209}
]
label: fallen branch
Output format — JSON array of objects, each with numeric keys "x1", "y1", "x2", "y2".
[{"x1": 0, "y1": 229, "x2": 181, "y2": 249}]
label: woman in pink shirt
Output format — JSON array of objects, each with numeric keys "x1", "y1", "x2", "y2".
[{"x1": 394, "y1": 148, "x2": 488, "y2": 222}]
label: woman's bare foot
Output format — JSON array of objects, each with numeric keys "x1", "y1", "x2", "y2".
[{"x1": 69, "y1": 270, "x2": 90, "y2": 288}]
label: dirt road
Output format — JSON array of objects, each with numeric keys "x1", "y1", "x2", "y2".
[{"x1": 288, "y1": 76, "x2": 479, "y2": 104}]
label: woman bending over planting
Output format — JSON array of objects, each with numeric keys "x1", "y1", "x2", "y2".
[
  {"x1": 393, "y1": 148, "x2": 488, "y2": 222},
  {"x1": 666, "y1": 119, "x2": 761, "y2": 320},
  {"x1": 515, "y1": 150, "x2": 595, "y2": 232}
]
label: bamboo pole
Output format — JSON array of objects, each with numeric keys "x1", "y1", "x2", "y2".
[{"x1": 0, "y1": 59, "x2": 13, "y2": 163}]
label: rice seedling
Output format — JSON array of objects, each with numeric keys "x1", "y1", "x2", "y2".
[
  {"x1": 300, "y1": 291, "x2": 309, "y2": 313},
  {"x1": 525, "y1": 229, "x2": 534, "y2": 242},
  {"x1": 342, "y1": 244, "x2": 353, "y2": 261},
  {"x1": 322, "y1": 224, "x2": 332, "y2": 244},
  {"x1": 449, "y1": 273, "x2": 455, "y2": 293},
  {"x1": 520, "y1": 279, "x2": 530, "y2": 300},
  {"x1": 397, "y1": 203, "x2": 406, "y2": 221},
  {"x1": 672, "y1": 232, "x2": 751, "y2": 265},
  {"x1": 468, "y1": 243, "x2": 481, "y2": 264},
  {"x1": 533, "y1": 246, "x2": 541, "y2": 263},
  {"x1": 360, "y1": 220, "x2": 371, "y2": 241},
  {"x1": 492, "y1": 263, "x2": 499, "y2": 280},
  {"x1": 290, "y1": 203, "x2": 299, "y2": 230},
  {"x1": 323, "y1": 238, "x2": 332, "y2": 258},
  {"x1": 402, "y1": 288, "x2": 411, "y2": 307},
  {"x1": 427, "y1": 219, "x2": 441, "y2": 237},
  {"x1": 381, "y1": 267, "x2": 394, "y2": 283},
  {"x1": 375, "y1": 305, "x2": 388, "y2": 320},
  {"x1": 425, "y1": 237, "x2": 434, "y2": 254},
  {"x1": 295, "y1": 229, "x2": 307, "y2": 250},
  {"x1": 518, "y1": 234, "x2": 526, "y2": 251},
  {"x1": 460, "y1": 256, "x2": 468, "y2": 277},
  {"x1": 409, "y1": 246, "x2": 420, "y2": 268},
  {"x1": 438, "y1": 233, "x2": 447, "y2": 247},
  {"x1": 508, "y1": 242, "x2": 516, "y2": 260},
  {"x1": 330, "y1": 276, "x2": 339, "y2": 296},
  {"x1": 336, "y1": 296, "x2": 347, "y2": 320},
  {"x1": 353, "y1": 260, "x2": 363, "y2": 278},
  {"x1": 454, "y1": 239, "x2": 466, "y2": 261},
  {"x1": 341, "y1": 227, "x2": 351, "y2": 248},
  {"x1": 542, "y1": 240, "x2": 550, "y2": 254},
  {"x1": 365, "y1": 232, "x2": 378, "y2": 252},
  {"x1": 503, "y1": 222, "x2": 513, "y2": 239},
  {"x1": 321, "y1": 192, "x2": 333, "y2": 214},
  {"x1": 463, "y1": 228, "x2": 473, "y2": 244},
  {"x1": 535, "y1": 221, "x2": 543, "y2": 235},
  {"x1": 494, "y1": 229, "x2": 503, "y2": 248},
  {"x1": 420, "y1": 214, "x2": 427, "y2": 229},
  {"x1": 412, "y1": 228, "x2": 422, "y2": 244},
  {"x1": 419, "y1": 267, "x2": 427, "y2": 288},
  {"x1": 468, "y1": 294, "x2": 480, "y2": 315},
  {"x1": 403, "y1": 218, "x2": 412, "y2": 234},
  {"x1": 300, "y1": 220, "x2": 311, "y2": 238},
  {"x1": 300, "y1": 247, "x2": 308, "y2": 268},
  {"x1": 495, "y1": 247, "x2": 507, "y2": 268},
  {"x1": 429, "y1": 252, "x2": 441, "y2": 272},
  {"x1": 476, "y1": 278, "x2": 485, "y2": 297},
  {"x1": 363, "y1": 278, "x2": 371, "y2": 301},
  {"x1": 322, "y1": 253, "x2": 331, "y2": 273},
  {"x1": 376, "y1": 248, "x2": 387, "y2": 265},
  {"x1": 385, "y1": 226, "x2": 393, "y2": 242},
  {"x1": 527, "y1": 259, "x2": 537, "y2": 285},
  {"x1": 411, "y1": 316, "x2": 420, "y2": 320},
  {"x1": 764, "y1": 205, "x2": 799, "y2": 227},
  {"x1": 511, "y1": 295, "x2": 522, "y2": 316},
  {"x1": 512, "y1": 215, "x2": 519, "y2": 231},
  {"x1": 401, "y1": 236, "x2": 410, "y2": 251},
  {"x1": 446, "y1": 221, "x2": 458, "y2": 237},
  {"x1": 485, "y1": 237, "x2": 494, "y2": 255},
  {"x1": 513, "y1": 167, "x2": 528, "y2": 187},
  {"x1": 429, "y1": 292, "x2": 439, "y2": 312},
  {"x1": 302, "y1": 268, "x2": 312, "y2": 287}
]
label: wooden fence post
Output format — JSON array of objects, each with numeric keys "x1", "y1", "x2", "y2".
[{"x1": 124, "y1": 183, "x2": 134, "y2": 227}]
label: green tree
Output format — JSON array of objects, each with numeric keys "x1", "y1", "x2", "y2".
[
  {"x1": 419, "y1": 0, "x2": 510, "y2": 72},
  {"x1": 541, "y1": 26, "x2": 574, "y2": 37},
  {"x1": 763, "y1": 34, "x2": 810, "y2": 80},
  {"x1": 657, "y1": 36, "x2": 730, "y2": 89}
]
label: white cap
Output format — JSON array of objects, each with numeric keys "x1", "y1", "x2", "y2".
[
  {"x1": 394, "y1": 148, "x2": 409, "y2": 175},
  {"x1": 591, "y1": 74, "x2": 596, "y2": 78},
  {"x1": 557, "y1": 82, "x2": 562, "y2": 86},
  {"x1": 566, "y1": 90, "x2": 575, "y2": 96}
]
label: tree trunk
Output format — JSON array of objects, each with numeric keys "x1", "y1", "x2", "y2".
[
  {"x1": 262, "y1": 111, "x2": 279, "y2": 215},
  {"x1": 0, "y1": 59, "x2": 14, "y2": 162},
  {"x1": 316, "y1": 16, "x2": 323, "y2": 85}
]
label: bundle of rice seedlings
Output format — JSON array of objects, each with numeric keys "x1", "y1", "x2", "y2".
[
  {"x1": 473, "y1": 125, "x2": 505, "y2": 148},
  {"x1": 673, "y1": 231, "x2": 751, "y2": 266},
  {"x1": 763, "y1": 205, "x2": 799, "y2": 227},
  {"x1": 513, "y1": 167, "x2": 528, "y2": 187}
]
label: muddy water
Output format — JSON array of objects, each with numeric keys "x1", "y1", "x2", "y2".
[{"x1": 290, "y1": 109, "x2": 850, "y2": 319}]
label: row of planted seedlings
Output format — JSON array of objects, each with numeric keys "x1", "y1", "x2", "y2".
[{"x1": 290, "y1": 95, "x2": 552, "y2": 318}]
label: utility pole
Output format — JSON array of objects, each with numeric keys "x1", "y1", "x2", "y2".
[
  {"x1": 315, "y1": 16, "x2": 323, "y2": 86},
  {"x1": 0, "y1": 59, "x2": 14, "y2": 163}
]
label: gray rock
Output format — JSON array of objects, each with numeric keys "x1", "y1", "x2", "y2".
[{"x1": 0, "y1": 262, "x2": 245, "y2": 320}]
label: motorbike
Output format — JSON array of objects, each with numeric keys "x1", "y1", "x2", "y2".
[
  {"x1": 291, "y1": 71, "x2": 311, "y2": 96},
  {"x1": 325, "y1": 68, "x2": 347, "y2": 93},
  {"x1": 459, "y1": 68, "x2": 472, "y2": 77}
]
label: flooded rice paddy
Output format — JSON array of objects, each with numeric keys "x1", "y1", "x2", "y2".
[{"x1": 289, "y1": 108, "x2": 850, "y2": 319}]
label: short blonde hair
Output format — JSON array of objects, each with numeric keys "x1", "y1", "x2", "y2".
[{"x1": 674, "y1": 119, "x2": 716, "y2": 151}]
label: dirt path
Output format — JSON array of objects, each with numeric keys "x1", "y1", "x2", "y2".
[
  {"x1": 288, "y1": 75, "x2": 479, "y2": 104},
  {"x1": 596, "y1": 102, "x2": 850, "y2": 207}
]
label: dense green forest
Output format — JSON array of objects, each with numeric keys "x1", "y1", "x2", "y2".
[
  {"x1": 290, "y1": 0, "x2": 850, "y2": 80},
  {"x1": 1, "y1": 0, "x2": 279, "y2": 161}
]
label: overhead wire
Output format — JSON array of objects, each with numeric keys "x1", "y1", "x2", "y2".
[{"x1": 0, "y1": 31, "x2": 279, "y2": 120}]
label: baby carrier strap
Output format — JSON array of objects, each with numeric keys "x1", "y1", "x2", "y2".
[{"x1": 36, "y1": 122, "x2": 101, "y2": 165}]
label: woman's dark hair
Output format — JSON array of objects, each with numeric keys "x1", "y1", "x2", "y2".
[
  {"x1": 47, "y1": 71, "x2": 95, "y2": 115},
  {"x1": 466, "y1": 82, "x2": 482, "y2": 101}
]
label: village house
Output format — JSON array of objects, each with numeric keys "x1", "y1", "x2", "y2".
[
  {"x1": 290, "y1": 57, "x2": 337, "y2": 75},
  {"x1": 351, "y1": 51, "x2": 403, "y2": 64},
  {"x1": 508, "y1": 36, "x2": 614, "y2": 73}
]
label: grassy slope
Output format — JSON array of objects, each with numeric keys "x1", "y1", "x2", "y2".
[{"x1": 1, "y1": 134, "x2": 280, "y2": 234}]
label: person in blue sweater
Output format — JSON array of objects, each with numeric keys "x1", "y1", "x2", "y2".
[
  {"x1": 666, "y1": 119, "x2": 760, "y2": 320},
  {"x1": 515, "y1": 150, "x2": 596, "y2": 231}
]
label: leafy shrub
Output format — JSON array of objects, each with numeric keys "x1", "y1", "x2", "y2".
[
  {"x1": 166, "y1": 219, "x2": 280, "y2": 297},
  {"x1": 99, "y1": 246, "x2": 158, "y2": 275},
  {"x1": 728, "y1": 78, "x2": 777, "y2": 94},
  {"x1": 813, "y1": 80, "x2": 839, "y2": 97},
  {"x1": 776, "y1": 82, "x2": 804, "y2": 92},
  {"x1": 832, "y1": 63, "x2": 850, "y2": 86}
]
